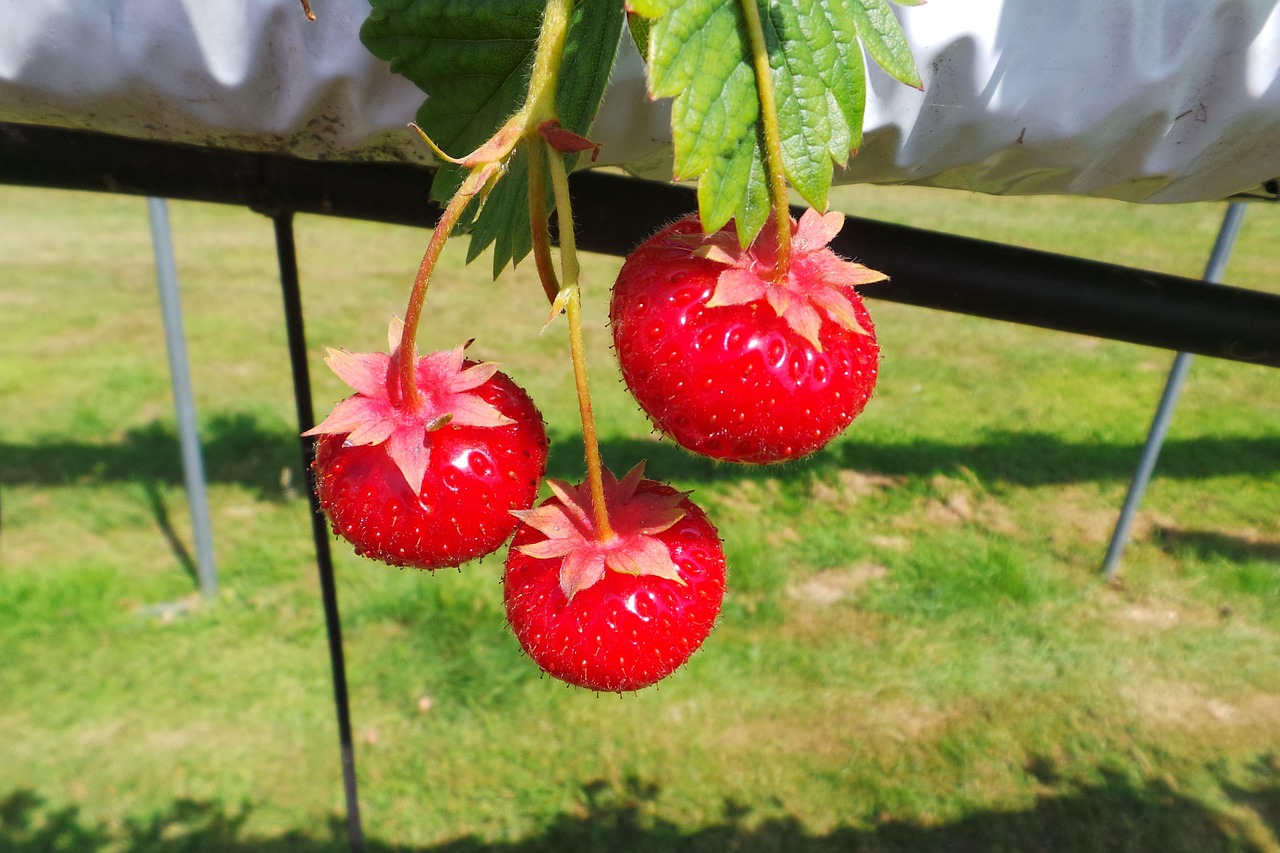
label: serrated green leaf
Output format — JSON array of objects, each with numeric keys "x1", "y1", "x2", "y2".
[
  {"x1": 635, "y1": 0, "x2": 918, "y2": 244},
  {"x1": 767, "y1": 0, "x2": 837, "y2": 207},
  {"x1": 362, "y1": 0, "x2": 543, "y2": 160},
  {"x1": 794, "y1": 0, "x2": 867, "y2": 156},
  {"x1": 627, "y1": 13, "x2": 653, "y2": 63},
  {"x1": 851, "y1": 0, "x2": 923, "y2": 89},
  {"x1": 696, "y1": 117, "x2": 768, "y2": 241},
  {"x1": 361, "y1": 0, "x2": 624, "y2": 277},
  {"x1": 640, "y1": 0, "x2": 760, "y2": 240}
]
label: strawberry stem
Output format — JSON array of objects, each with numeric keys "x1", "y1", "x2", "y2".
[
  {"x1": 525, "y1": 135, "x2": 561, "y2": 303},
  {"x1": 397, "y1": 162, "x2": 500, "y2": 410},
  {"x1": 739, "y1": 0, "x2": 792, "y2": 278},
  {"x1": 396, "y1": 0, "x2": 576, "y2": 407},
  {"x1": 524, "y1": 0, "x2": 574, "y2": 121},
  {"x1": 545, "y1": 141, "x2": 615, "y2": 541}
]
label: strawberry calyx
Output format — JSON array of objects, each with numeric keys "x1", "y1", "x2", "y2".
[
  {"x1": 512, "y1": 463, "x2": 688, "y2": 601},
  {"x1": 690, "y1": 208, "x2": 887, "y2": 351},
  {"x1": 304, "y1": 318, "x2": 514, "y2": 493}
]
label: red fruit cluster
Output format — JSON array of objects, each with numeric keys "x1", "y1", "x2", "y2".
[
  {"x1": 610, "y1": 210, "x2": 884, "y2": 463},
  {"x1": 306, "y1": 207, "x2": 883, "y2": 695},
  {"x1": 305, "y1": 328, "x2": 726, "y2": 693}
]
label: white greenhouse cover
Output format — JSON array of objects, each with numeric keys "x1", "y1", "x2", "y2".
[{"x1": 2, "y1": 0, "x2": 1278, "y2": 202}]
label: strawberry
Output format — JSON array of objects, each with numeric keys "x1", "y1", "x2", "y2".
[
  {"x1": 306, "y1": 319, "x2": 548, "y2": 569},
  {"x1": 610, "y1": 209, "x2": 886, "y2": 463},
  {"x1": 503, "y1": 464, "x2": 726, "y2": 693}
]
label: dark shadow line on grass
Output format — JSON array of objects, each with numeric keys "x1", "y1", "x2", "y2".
[
  {"x1": 545, "y1": 427, "x2": 1280, "y2": 489},
  {"x1": 0, "y1": 413, "x2": 1277, "y2": 495},
  {"x1": 1222, "y1": 753, "x2": 1280, "y2": 841},
  {"x1": 1154, "y1": 527, "x2": 1280, "y2": 565},
  {"x1": 2, "y1": 765, "x2": 1277, "y2": 852},
  {"x1": 0, "y1": 413, "x2": 301, "y2": 502},
  {"x1": 140, "y1": 479, "x2": 199, "y2": 587}
]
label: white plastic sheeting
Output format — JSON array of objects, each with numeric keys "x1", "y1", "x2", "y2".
[{"x1": 2, "y1": 0, "x2": 1278, "y2": 202}]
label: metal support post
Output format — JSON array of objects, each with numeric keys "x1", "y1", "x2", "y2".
[
  {"x1": 147, "y1": 196, "x2": 218, "y2": 598},
  {"x1": 1101, "y1": 202, "x2": 1249, "y2": 580}
]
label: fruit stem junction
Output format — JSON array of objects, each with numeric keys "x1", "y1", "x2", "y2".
[
  {"x1": 397, "y1": 162, "x2": 501, "y2": 410},
  {"x1": 739, "y1": 0, "x2": 793, "y2": 279},
  {"x1": 394, "y1": 0, "x2": 575, "y2": 408},
  {"x1": 544, "y1": 141, "x2": 615, "y2": 542}
]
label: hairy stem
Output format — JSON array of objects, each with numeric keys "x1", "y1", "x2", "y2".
[
  {"x1": 525, "y1": 0, "x2": 575, "y2": 122},
  {"x1": 546, "y1": 142, "x2": 614, "y2": 541},
  {"x1": 739, "y1": 0, "x2": 792, "y2": 276},
  {"x1": 396, "y1": 0, "x2": 575, "y2": 407},
  {"x1": 525, "y1": 136, "x2": 561, "y2": 303},
  {"x1": 397, "y1": 164, "x2": 499, "y2": 409}
]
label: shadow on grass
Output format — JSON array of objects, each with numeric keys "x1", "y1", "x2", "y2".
[
  {"x1": 1, "y1": 412, "x2": 1277, "y2": 497},
  {"x1": 547, "y1": 428, "x2": 1280, "y2": 489},
  {"x1": 1154, "y1": 527, "x2": 1280, "y2": 564},
  {"x1": 3, "y1": 767, "x2": 1277, "y2": 853},
  {"x1": 0, "y1": 413, "x2": 303, "y2": 502},
  {"x1": 140, "y1": 479, "x2": 200, "y2": 585}
]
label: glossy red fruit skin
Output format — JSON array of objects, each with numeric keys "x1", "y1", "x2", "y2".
[
  {"x1": 312, "y1": 368, "x2": 548, "y2": 569},
  {"x1": 610, "y1": 217, "x2": 879, "y2": 463},
  {"x1": 503, "y1": 481, "x2": 726, "y2": 693}
]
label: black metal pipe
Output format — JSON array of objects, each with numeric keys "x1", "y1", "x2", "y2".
[
  {"x1": 0, "y1": 122, "x2": 439, "y2": 225},
  {"x1": 2, "y1": 121, "x2": 1277, "y2": 367},
  {"x1": 835, "y1": 209, "x2": 1276, "y2": 366},
  {"x1": 272, "y1": 212, "x2": 366, "y2": 853},
  {"x1": 565, "y1": 172, "x2": 1280, "y2": 368}
]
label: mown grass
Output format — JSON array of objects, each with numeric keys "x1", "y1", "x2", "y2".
[{"x1": 1, "y1": 182, "x2": 1278, "y2": 852}]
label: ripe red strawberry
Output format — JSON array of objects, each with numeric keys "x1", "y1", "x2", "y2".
[
  {"x1": 503, "y1": 464, "x2": 726, "y2": 693},
  {"x1": 610, "y1": 209, "x2": 885, "y2": 463},
  {"x1": 306, "y1": 319, "x2": 548, "y2": 569}
]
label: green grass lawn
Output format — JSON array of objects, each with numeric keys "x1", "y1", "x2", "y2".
[{"x1": 1, "y1": 181, "x2": 1278, "y2": 852}]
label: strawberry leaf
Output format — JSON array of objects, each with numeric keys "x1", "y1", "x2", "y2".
[
  {"x1": 627, "y1": 12, "x2": 653, "y2": 61},
  {"x1": 631, "y1": 0, "x2": 920, "y2": 244},
  {"x1": 361, "y1": 0, "x2": 624, "y2": 277},
  {"x1": 849, "y1": 0, "x2": 924, "y2": 90}
]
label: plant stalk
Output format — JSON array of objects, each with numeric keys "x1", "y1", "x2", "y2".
[
  {"x1": 525, "y1": 136, "x2": 561, "y2": 303},
  {"x1": 739, "y1": 0, "x2": 792, "y2": 276},
  {"x1": 545, "y1": 142, "x2": 614, "y2": 541},
  {"x1": 397, "y1": 164, "x2": 498, "y2": 410},
  {"x1": 395, "y1": 0, "x2": 576, "y2": 407},
  {"x1": 524, "y1": 0, "x2": 575, "y2": 122}
]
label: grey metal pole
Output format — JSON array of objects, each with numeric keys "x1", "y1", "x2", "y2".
[
  {"x1": 147, "y1": 197, "x2": 218, "y2": 599},
  {"x1": 1101, "y1": 202, "x2": 1249, "y2": 580}
]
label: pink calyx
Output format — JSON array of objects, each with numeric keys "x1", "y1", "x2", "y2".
[
  {"x1": 303, "y1": 318, "x2": 514, "y2": 493},
  {"x1": 693, "y1": 208, "x2": 887, "y2": 351},
  {"x1": 513, "y1": 463, "x2": 689, "y2": 600}
]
